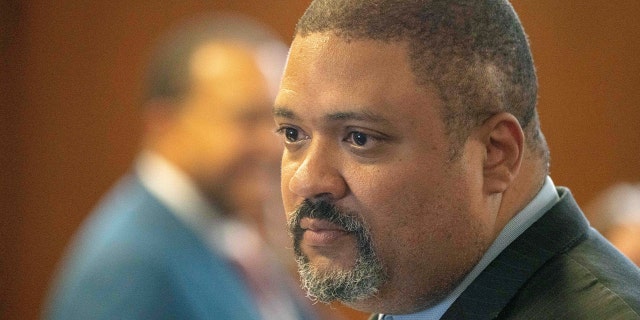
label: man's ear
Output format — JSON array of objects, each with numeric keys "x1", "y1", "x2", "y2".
[{"x1": 480, "y1": 112, "x2": 524, "y2": 194}]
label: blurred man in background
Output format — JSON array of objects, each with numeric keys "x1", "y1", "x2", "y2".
[{"x1": 44, "y1": 13, "x2": 322, "y2": 320}]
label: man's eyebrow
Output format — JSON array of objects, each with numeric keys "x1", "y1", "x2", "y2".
[
  {"x1": 272, "y1": 107, "x2": 390, "y2": 124},
  {"x1": 272, "y1": 106, "x2": 297, "y2": 119},
  {"x1": 326, "y1": 111, "x2": 389, "y2": 124}
]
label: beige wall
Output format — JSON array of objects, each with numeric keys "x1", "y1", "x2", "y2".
[{"x1": 2, "y1": 1, "x2": 639, "y2": 319}]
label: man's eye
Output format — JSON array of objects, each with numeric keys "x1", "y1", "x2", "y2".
[
  {"x1": 285, "y1": 127, "x2": 299, "y2": 142},
  {"x1": 344, "y1": 129, "x2": 388, "y2": 152},
  {"x1": 276, "y1": 126, "x2": 303, "y2": 143},
  {"x1": 349, "y1": 131, "x2": 368, "y2": 146}
]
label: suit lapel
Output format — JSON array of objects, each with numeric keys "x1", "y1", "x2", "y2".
[{"x1": 441, "y1": 188, "x2": 590, "y2": 319}]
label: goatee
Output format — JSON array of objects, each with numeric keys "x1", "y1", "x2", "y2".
[{"x1": 287, "y1": 200, "x2": 387, "y2": 303}]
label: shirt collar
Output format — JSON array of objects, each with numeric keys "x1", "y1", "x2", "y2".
[
  {"x1": 135, "y1": 151, "x2": 228, "y2": 253},
  {"x1": 380, "y1": 176, "x2": 560, "y2": 320}
]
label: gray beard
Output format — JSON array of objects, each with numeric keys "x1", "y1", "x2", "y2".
[
  {"x1": 294, "y1": 246, "x2": 387, "y2": 303},
  {"x1": 288, "y1": 200, "x2": 387, "y2": 303}
]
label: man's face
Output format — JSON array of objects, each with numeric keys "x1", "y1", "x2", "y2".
[
  {"x1": 274, "y1": 33, "x2": 496, "y2": 313},
  {"x1": 176, "y1": 42, "x2": 282, "y2": 218}
]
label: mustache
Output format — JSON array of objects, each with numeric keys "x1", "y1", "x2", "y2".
[
  {"x1": 288, "y1": 200, "x2": 363, "y2": 235},
  {"x1": 288, "y1": 200, "x2": 375, "y2": 258}
]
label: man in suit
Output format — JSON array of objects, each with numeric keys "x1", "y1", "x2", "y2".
[
  {"x1": 44, "y1": 14, "x2": 317, "y2": 320},
  {"x1": 272, "y1": 0, "x2": 640, "y2": 319}
]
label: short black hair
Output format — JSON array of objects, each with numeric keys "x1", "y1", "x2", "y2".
[
  {"x1": 144, "y1": 12, "x2": 282, "y2": 103},
  {"x1": 296, "y1": 0, "x2": 548, "y2": 163}
]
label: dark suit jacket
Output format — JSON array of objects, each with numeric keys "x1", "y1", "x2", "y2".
[
  {"x1": 371, "y1": 188, "x2": 640, "y2": 319},
  {"x1": 44, "y1": 174, "x2": 262, "y2": 319}
]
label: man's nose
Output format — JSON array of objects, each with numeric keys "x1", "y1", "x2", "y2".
[{"x1": 287, "y1": 141, "x2": 348, "y2": 201}]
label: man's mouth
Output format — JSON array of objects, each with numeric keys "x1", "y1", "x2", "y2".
[{"x1": 300, "y1": 217, "x2": 351, "y2": 245}]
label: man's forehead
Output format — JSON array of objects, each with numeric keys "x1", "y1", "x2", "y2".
[{"x1": 282, "y1": 33, "x2": 413, "y2": 89}]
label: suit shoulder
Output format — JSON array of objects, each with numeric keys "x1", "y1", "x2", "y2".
[{"x1": 500, "y1": 231, "x2": 640, "y2": 319}]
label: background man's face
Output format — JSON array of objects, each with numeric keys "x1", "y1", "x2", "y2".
[{"x1": 176, "y1": 42, "x2": 282, "y2": 218}]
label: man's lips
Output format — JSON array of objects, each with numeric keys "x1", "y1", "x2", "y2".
[{"x1": 300, "y1": 217, "x2": 350, "y2": 245}]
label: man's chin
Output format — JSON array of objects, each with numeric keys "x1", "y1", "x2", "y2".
[
  {"x1": 294, "y1": 250, "x2": 387, "y2": 304},
  {"x1": 299, "y1": 233, "x2": 360, "y2": 266},
  {"x1": 296, "y1": 242, "x2": 351, "y2": 268}
]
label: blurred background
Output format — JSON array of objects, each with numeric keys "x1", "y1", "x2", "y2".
[{"x1": 1, "y1": 1, "x2": 639, "y2": 319}]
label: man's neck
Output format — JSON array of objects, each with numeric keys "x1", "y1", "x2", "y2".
[{"x1": 494, "y1": 154, "x2": 547, "y2": 236}]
